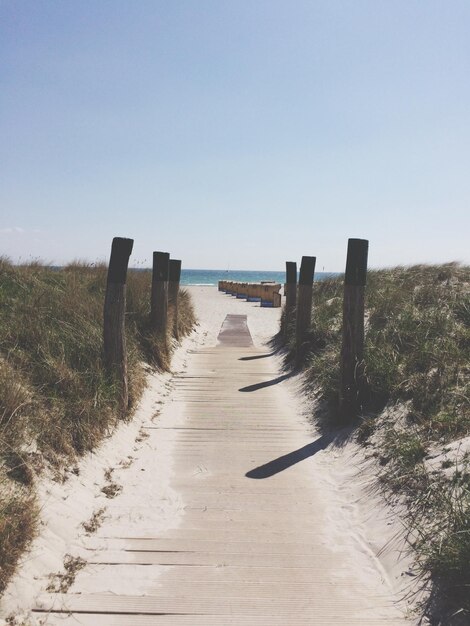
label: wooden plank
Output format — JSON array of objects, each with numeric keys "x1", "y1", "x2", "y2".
[
  {"x1": 35, "y1": 593, "x2": 402, "y2": 618},
  {"x1": 84, "y1": 537, "x2": 334, "y2": 555},
  {"x1": 37, "y1": 614, "x2": 407, "y2": 625},
  {"x1": 217, "y1": 314, "x2": 253, "y2": 347},
  {"x1": 96, "y1": 517, "x2": 326, "y2": 535},
  {"x1": 41, "y1": 579, "x2": 370, "y2": 600},
  {"x1": 68, "y1": 562, "x2": 335, "y2": 583},
  {"x1": 85, "y1": 550, "x2": 333, "y2": 568},
  {"x1": 144, "y1": 426, "x2": 308, "y2": 431}
]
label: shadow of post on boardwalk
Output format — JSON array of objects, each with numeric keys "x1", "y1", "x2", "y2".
[
  {"x1": 238, "y1": 373, "x2": 291, "y2": 392},
  {"x1": 239, "y1": 352, "x2": 277, "y2": 361},
  {"x1": 245, "y1": 433, "x2": 334, "y2": 479}
]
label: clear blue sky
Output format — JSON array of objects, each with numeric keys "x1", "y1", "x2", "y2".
[{"x1": 1, "y1": 1, "x2": 469, "y2": 271}]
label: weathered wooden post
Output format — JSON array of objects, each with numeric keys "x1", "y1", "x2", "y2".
[
  {"x1": 150, "y1": 251, "x2": 170, "y2": 337},
  {"x1": 103, "y1": 236, "x2": 134, "y2": 412},
  {"x1": 168, "y1": 259, "x2": 182, "y2": 340},
  {"x1": 340, "y1": 238, "x2": 369, "y2": 420},
  {"x1": 295, "y1": 256, "x2": 316, "y2": 362},
  {"x1": 284, "y1": 261, "x2": 297, "y2": 338}
]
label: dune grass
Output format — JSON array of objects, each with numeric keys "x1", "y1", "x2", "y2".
[
  {"x1": 280, "y1": 263, "x2": 470, "y2": 622},
  {"x1": 0, "y1": 259, "x2": 195, "y2": 594},
  {"x1": 0, "y1": 488, "x2": 37, "y2": 595}
]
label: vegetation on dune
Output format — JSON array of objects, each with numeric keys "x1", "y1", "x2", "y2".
[
  {"x1": 0, "y1": 258, "x2": 195, "y2": 594},
  {"x1": 280, "y1": 263, "x2": 470, "y2": 623},
  {"x1": 0, "y1": 488, "x2": 37, "y2": 595}
]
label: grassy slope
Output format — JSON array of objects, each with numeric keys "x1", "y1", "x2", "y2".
[
  {"x1": 281, "y1": 263, "x2": 470, "y2": 623},
  {"x1": 0, "y1": 260, "x2": 195, "y2": 594}
]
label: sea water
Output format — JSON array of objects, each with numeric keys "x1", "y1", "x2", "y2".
[{"x1": 179, "y1": 269, "x2": 337, "y2": 286}]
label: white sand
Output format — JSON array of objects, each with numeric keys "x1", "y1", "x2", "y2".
[
  {"x1": 1, "y1": 286, "x2": 416, "y2": 624},
  {"x1": 187, "y1": 285, "x2": 282, "y2": 347}
]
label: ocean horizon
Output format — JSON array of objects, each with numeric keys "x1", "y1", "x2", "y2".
[
  {"x1": 177, "y1": 269, "x2": 338, "y2": 286},
  {"x1": 48, "y1": 266, "x2": 338, "y2": 285}
]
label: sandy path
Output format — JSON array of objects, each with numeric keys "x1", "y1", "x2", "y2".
[{"x1": 3, "y1": 287, "x2": 413, "y2": 625}]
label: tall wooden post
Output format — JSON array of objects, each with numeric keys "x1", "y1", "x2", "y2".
[
  {"x1": 103, "y1": 236, "x2": 134, "y2": 412},
  {"x1": 151, "y1": 251, "x2": 170, "y2": 336},
  {"x1": 295, "y1": 256, "x2": 316, "y2": 361},
  {"x1": 169, "y1": 259, "x2": 182, "y2": 340},
  {"x1": 284, "y1": 261, "x2": 297, "y2": 338},
  {"x1": 340, "y1": 238, "x2": 369, "y2": 420}
]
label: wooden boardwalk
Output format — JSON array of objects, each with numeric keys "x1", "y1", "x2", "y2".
[{"x1": 33, "y1": 315, "x2": 408, "y2": 625}]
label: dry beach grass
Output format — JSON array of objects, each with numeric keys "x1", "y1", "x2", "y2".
[
  {"x1": 0, "y1": 259, "x2": 195, "y2": 594},
  {"x1": 280, "y1": 263, "x2": 470, "y2": 623}
]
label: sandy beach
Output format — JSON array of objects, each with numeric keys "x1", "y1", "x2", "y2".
[{"x1": 1, "y1": 286, "x2": 414, "y2": 624}]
